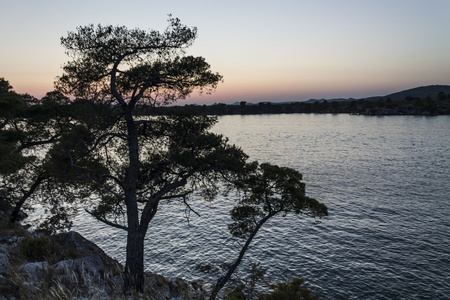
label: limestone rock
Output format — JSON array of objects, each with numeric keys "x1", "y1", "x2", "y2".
[
  {"x1": 0, "y1": 230, "x2": 206, "y2": 299},
  {"x1": 0, "y1": 251, "x2": 10, "y2": 275},
  {"x1": 144, "y1": 272, "x2": 205, "y2": 300},
  {"x1": 18, "y1": 261, "x2": 49, "y2": 290}
]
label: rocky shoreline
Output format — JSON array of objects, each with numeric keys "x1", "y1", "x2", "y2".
[{"x1": 0, "y1": 209, "x2": 206, "y2": 300}]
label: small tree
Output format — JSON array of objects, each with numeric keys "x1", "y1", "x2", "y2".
[
  {"x1": 210, "y1": 163, "x2": 328, "y2": 300},
  {"x1": 0, "y1": 77, "x2": 28, "y2": 174},
  {"x1": 0, "y1": 81, "x2": 76, "y2": 230},
  {"x1": 54, "y1": 18, "x2": 247, "y2": 291}
]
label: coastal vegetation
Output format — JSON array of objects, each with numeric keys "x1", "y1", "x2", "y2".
[
  {"x1": 1, "y1": 76, "x2": 327, "y2": 299},
  {"x1": 0, "y1": 17, "x2": 327, "y2": 299},
  {"x1": 3, "y1": 14, "x2": 446, "y2": 299},
  {"x1": 139, "y1": 86, "x2": 450, "y2": 116}
]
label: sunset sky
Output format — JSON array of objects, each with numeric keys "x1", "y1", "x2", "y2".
[{"x1": 2, "y1": 0, "x2": 450, "y2": 104}]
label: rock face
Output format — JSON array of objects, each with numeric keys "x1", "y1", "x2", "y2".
[
  {"x1": 0, "y1": 246, "x2": 10, "y2": 274},
  {"x1": 18, "y1": 261, "x2": 49, "y2": 290},
  {"x1": 0, "y1": 230, "x2": 206, "y2": 299}
]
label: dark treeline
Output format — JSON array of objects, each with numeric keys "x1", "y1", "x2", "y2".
[{"x1": 138, "y1": 92, "x2": 450, "y2": 116}]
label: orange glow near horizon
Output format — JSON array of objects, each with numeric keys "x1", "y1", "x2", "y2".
[
  {"x1": 2, "y1": 1, "x2": 450, "y2": 104},
  {"x1": 6, "y1": 74, "x2": 450, "y2": 105}
]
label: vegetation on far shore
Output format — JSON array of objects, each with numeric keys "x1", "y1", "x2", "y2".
[{"x1": 138, "y1": 88, "x2": 450, "y2": 116}]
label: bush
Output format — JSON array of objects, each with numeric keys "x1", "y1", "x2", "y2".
[
  {"x1": 225, "y1": 284, "x2": 246, "y2": 300},
  {"x1": 258, "y1": 277, "x2": 320, "y2": 300},
  {"x1": 20, "y1": 236, "x2": 51, "y2": 261}
]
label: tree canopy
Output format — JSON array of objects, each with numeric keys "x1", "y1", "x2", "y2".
[
  {"x1": 210, "y1": 163, "x2": 328, "y2": 299},
  {"x1": 54, "y1": 17, "x2": 233, "y2": 291},
  {"x1": 0, "y1": 79, "x2": 77, "y2": 230},
  {"x1": 0, "y1": 17, "x2": 329, "y2": 297},
  {"x1": 0, "y1": 78, "x2": 30, "y2": 174},
  {"x1": 56, "y1": 17, "x2": 222, "y2": 106}
]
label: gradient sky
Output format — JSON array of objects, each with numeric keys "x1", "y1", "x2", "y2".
[{"x1": 2, "y1": 0, "x2": 450, "y2": 104}]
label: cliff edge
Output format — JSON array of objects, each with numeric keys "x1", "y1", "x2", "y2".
[{"x1": 0, "y1": 208, "x2": 205, "y2": 300}]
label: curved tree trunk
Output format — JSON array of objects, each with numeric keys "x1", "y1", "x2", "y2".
[
  {"x1": 10, "y1": 174, "x2": 45, "y2": 223},
  {"x1": 209, "y1": 212, "x2": 277, "y2": 300}
]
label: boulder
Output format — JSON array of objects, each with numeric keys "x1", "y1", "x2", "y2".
[
  {"x1": 50, "y1": 231, "x2": 206, "y2": 299},
  {"x1": 0, "y1": 230, "x2": 206, "y2": 299},
  {"x1": 0, "y1": 274, "x2": 19, "y2": 300},
  {"x1": 50, "y1": 231, "x2": 122, "y2": 270},
  {"x1": 0, "y1": 253, "x2": 10, "y2": 275},
  {"x1": 144, "y1": 272, "x2": 206, "y2": 300},
  {"x1": 0, "y1": 244, "x2": 10, "y2": 276},
  {"x1": 18, "y1": 261, "x2": 49, "y2": 290}
]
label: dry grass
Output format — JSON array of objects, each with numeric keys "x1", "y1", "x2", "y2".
[{"x1": 0, "y1": 218, "x2": 29, "y2": 238}]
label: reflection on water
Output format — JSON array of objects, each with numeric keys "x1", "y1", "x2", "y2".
[{"x1": 70, "y1": 114, "x2": 450, "y2": 299}]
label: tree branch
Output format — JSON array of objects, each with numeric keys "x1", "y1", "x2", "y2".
[
  {"x1": 110, "y1": 55, "x2": 127, "y2": 107},
  {"x1": 86, "y1": 132, "x2": 128, "y2": 154},
  {"x1": 18, "y1": 133, "x2": 61, "y2": 152},
  {"x1": 85, "y1": 208, "x2": 128, "y2": 231},
  {"x1": 68, "y1": 152, "x2": 125, "y2": 190},
  {"x1": 182, "y1": 195, "x2": 201, "y2": 225},
  {"x1": 139, "y1": 170, "x2": 195, "y2": 231},
  {"x1": 209, "y1": 211, "x2": 279, "y2": 300},
  {"x1": 10, "y1": 173, "x2": 47, "y2": 223},
  {"x1": 136, "y1": 191, "x2": 193, "y2": 203}
]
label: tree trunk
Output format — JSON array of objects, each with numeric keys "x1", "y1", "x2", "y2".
[
  {"x1": 124, "y1": 230, "x2": 145, "y2": 292},
  {"x1": 123, "y1": 105, "x2": 144, "y2": 292},
  {"x1": 209, "y1": 212, "x2": 277, "y2": 300},
  {"x1": 10, "y1": 175, "x2": 45, "y2": 223}
]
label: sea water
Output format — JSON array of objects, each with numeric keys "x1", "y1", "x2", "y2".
[{"x1": 71, "y1": 114, "x2": 450, "y2": 299}]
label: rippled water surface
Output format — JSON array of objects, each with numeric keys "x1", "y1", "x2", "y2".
[{"x1": 73, "y1": 114, "x2": 450, "y2": 299}]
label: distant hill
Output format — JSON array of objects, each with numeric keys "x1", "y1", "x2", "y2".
[
  {"x1": 304, "y1": 98, "x2": 356, "y2": 103},
  {"x1": 373, "y1": 85, "x2": 450, "y2": 101},
  {"x1": 304, "y1": 85, "x2": 450, "y2": 103},
  {"x1": 141, "y1": 84, "x2": 450, "y2": 115}
]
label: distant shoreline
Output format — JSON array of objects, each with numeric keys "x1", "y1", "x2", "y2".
[
  {"x1": 137, "y1": 85, "x2": 450, "y2": 116},
  {"x1": 138, "y1": 96, "x2": 450, "y2": 116}
]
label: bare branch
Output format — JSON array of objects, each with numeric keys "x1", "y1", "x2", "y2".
[
  {"x1": 134, "y1": 119, "x2": 170, "y2": 127},
  {"x1": 18, "y1": 133, "x2": 61, "y2": 152},
  {"x1": 182, "y1": 195, "x2": 201, "y2": 225},
  {"x1": 139, "y1": 170, "x2": 195, "y2": 228},
  {"x1": 87, "y1": 132, "x2": 128, "y2": 154},
  {"x1": 85, "y1": 209, "x2": 128, "y2": 231},
  {"x1": 136, "y1": 191, "x2": 193, "y2": 203}
]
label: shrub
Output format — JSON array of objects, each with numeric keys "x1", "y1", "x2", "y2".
[
  {"x1": 225, "y1": 283, "x2": 246, "y2": 300},
  {"x1": 20, "y1": 236, "x2": 51, "y2": 261},
  {"x1": 258, "y1": 277, "x2": 320, "y2": 300}
]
